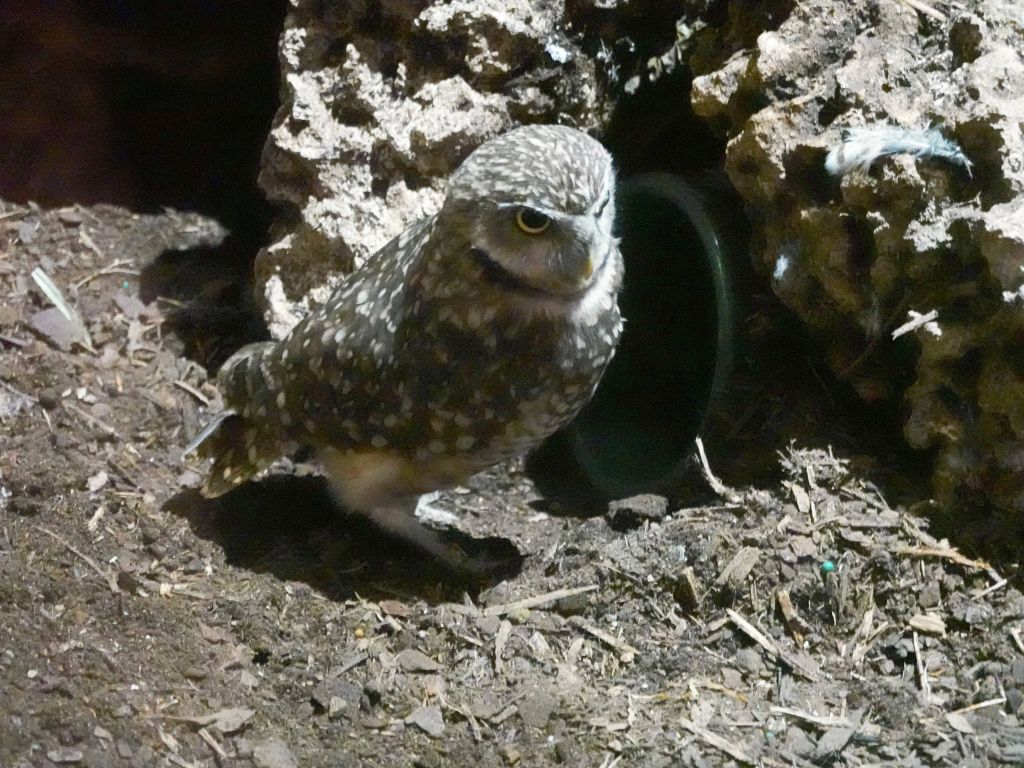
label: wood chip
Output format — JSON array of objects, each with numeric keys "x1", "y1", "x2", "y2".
[
  {"x1": 847, "y1": 606, "x2": 875, "y2": 661},
  {"x1": 86, "y1": 470, "x2": 109, "y2": 493},
  {"x1": 253, "y1": 737, "x2": 298, "y2": 768},
  {"x1": 406, "y1": 705, "x2": 445, "y2": 737},
  {"x1": 945, "y1": 712, "x2": 974, "y2": 735},
  {"x1": 29, "y1": 308, "x2": 84, "y2": 353},
  {"x1": 198, "y1": 622, "x2": 232, "y2": 644},
  {"x1": 46, "y1": 748, "x2": 84, "y2": 764},
  {"x1": 787, "y1": 482, "x2": 812, "y2": 516},
  {"x1": 335, "y1": 652, "x2": 368, "y2": 675},
  {"x1": 159, "y1": 707, "x2": 255, "y2": 734},
  {"x1": 379, "y1": 599, "x2": 412, "y2": 618},
  {"x1": 675, "y1": 566, "x2": 702, "y2": 613},
  {"x1": 716, "y1": 547, "x2": 761, "y2": 587},
  {"x1": 30, "y1": 267, "x2": 94, "y2": 351},
  {"x1": 815, "y1": 725, "x2": 857, "y2": 761},
  {"x1": 777, "y1": 589, "x2": 812, "y2": 641},
  {"x1": 908, "y1": 613, "x2": 946, "y2": 637},
  {"x1": 396, "y1": 648, "x2": 442, "y2": 673},
  {"x1": 494, "y1": 619, "x2": 512, "y2": 675}
]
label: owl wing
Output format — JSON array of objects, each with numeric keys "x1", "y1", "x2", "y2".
[
  {"x1": 189, "y1": 217, "x2": 435, "y2": 496},
  {"x1": 268, "y1": 216, "x2": 437, "y2": 446}
]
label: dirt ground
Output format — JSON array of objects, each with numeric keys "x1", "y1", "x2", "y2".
[{"x1": 1, "y1": 201, "x2": 1023, "y2": 767}]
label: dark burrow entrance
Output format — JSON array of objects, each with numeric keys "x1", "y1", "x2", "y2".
[{"x1": 529, "y1": 66, "x2": 935, "y2": 520}]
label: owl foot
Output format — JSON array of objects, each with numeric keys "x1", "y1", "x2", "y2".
[{"x1": 363, "y1": 500, "x2": 521, "y2": 580}]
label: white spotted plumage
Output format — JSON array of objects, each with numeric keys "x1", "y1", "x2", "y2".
[{"x1": 188, "y1": 125, "x2": 624, "y2": 555}]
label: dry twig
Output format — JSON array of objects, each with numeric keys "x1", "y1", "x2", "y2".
[
  {"x1": 73, "y1": 259, "x2": 139, "y2": 289},
  {"x1": 35, "y1": 525, "x2": 120, "y2": 594},
  {"x1": 679, "y1": 718, "x2": 757, "y2": 764},
  {"x1": 900, "y1": 0, "x2": 948, "y2": 21},
  {"x1": 892, "y1": 309, "x2": 939, "y2": 339},
  {"x1": 569, "y1": 616, "x2": 638, "y2": 663},
  {"x1": 173, "y1": 380, "x2": 211, "y2": 407},
  {"x1": 913, "y1": 631, "x2": 932, "y2": 704},
  {"x1": 895, "y1": 546, "x2": 990, "y2": 572},
  {"x1": 482, "y1": 584, "x2": 597, "y2": 617},
  {"x1": 770, "y1": 706, "x2": 853, "y2": 728},
  {"x1": 726, "y1": 609, "x2": 819, "y2": 681},
  {"x1": 1011, "y1": 627, "x2": 1024, "y2": 655},
  {"x1": 63, "y1": 401, "x2": 120, "y2": 438},
  {"x1": 695, "y1": 437, "x2": 740, "y2": 502},
  {"x1": 950, "y1": 696, "x2": 1006, "y2": 715}
]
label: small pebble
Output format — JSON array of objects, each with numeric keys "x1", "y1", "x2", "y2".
[
  {"x1": 253, "y1": 738, "x2": 298, "y2": 768},
  {"x1": 1011, "y1": 658, "x2": 1024, "y2": 686},
  {"x1": 37, "y1": 387, "x2": 60, "y2": 410},
  {"x1": 405, "y1": 705, "x2": 445, "y2": 737},
  {"x1": 918, "y1": 580, "x2": 941, "y2": 608},
  {"x1": 735, "y1": 647, "x2": 765, "y2": 677},
  {"x1": 46, "y1": 748, "x2": 84, "y2": 764},
  {"x1": 605, "y1": 494, "x2": 669, "y2": 531}
]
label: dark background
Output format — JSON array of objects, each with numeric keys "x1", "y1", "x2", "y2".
[{"x1": 0, "y1": 1, "x2": 287, "y2": 257}]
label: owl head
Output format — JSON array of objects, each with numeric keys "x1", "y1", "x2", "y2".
[{"x1": 438, "y1": 124, "x2": 621, "y2": 312}]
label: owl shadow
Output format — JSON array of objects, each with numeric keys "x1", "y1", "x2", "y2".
[{"x1": 164, "y1": 475, "x2": 523, "y2": 601}]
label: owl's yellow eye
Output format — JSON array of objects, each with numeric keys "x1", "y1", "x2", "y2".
[{"x1": 515, "y1": 208, "x2": 551, "y2": 234}]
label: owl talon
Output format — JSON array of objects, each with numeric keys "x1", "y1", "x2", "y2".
[{"x1": 439, "y1": 539, "x2": 523, "y2": 579}]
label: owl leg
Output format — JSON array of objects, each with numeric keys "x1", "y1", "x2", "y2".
[
  {"x1": 362, "y1": 498, "x2": 469, "y2": 570},
  {"x1": 362, "y1": 498, "x2": 501, "y2": 576}
]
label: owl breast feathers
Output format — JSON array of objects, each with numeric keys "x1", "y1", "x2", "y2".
[{"x1": 187, "y1": 124, "x2": 624, "y2": 512}]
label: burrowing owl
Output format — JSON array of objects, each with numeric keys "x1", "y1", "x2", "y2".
[{"x1": 186, "y1": 124, "x2": 622, "y2": 568}]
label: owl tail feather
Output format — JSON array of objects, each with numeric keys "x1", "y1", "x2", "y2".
[{"x1": 184, "y1": 409, "x2": 264, "y2": 498}]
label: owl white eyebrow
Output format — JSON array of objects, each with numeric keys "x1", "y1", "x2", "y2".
[{"x1": 495, "y1": 202, "x2": 563, "y2": 219}]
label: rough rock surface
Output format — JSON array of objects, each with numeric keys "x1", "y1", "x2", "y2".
[
  {"x1": 688, "y1": 0, "x2": 1024, "y2": 526},
  {"x1": 255, "y1": 0, "x2": 708, "y2": 337},
  {"x1": 257, "y1": 0, "x2": 1023, "y2": 528},
  {"x1": 256, "y1": 0, "x2": 615, "y2": 338}
]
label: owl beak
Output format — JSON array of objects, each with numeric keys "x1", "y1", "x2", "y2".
[
  {"x1": 579, "y1": 255, "x2": 595, "y2": 281},
  {"x1": 579, "y1": 231, "x2": 616, "y2": 286},
  {"x1": 538, "y1": 219, "x2": 610, "y2": 296}
]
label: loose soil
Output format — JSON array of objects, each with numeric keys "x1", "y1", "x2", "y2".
[{"x1": 1, "y1": 202, "x2": 1022, "y2": 767}]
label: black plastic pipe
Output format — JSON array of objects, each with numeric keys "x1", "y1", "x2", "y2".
[{"x1": 527, "y1": 172, "x2": 744, "y2": 500}]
